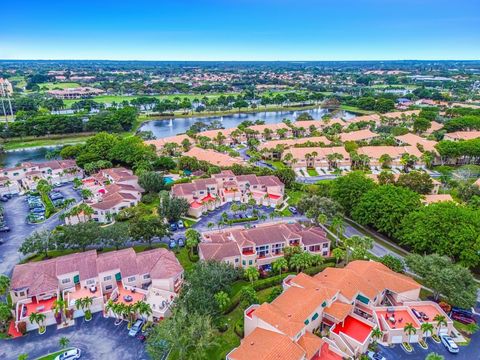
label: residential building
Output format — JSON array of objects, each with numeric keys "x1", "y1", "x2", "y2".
[
  {"x1": 282, "y1": 147, "x2": 351, "y2": 171},
  {"x1": 356, "y1": 146, "x2": 424, "y2": 170},
  {"x1": 259, "y1": 136, "x2": 331, "y2": 159},
  {"x1": 394, "y1": 133, "x2": 438, "y2": 153},
  {"x1": 444, "y1": 131, "x2": 480, "y2": 141},
  {"x1": 339, "y1": 129, "x2": 378, "y2": 143},
  {"x1": 425, "y1": 121, "x2": 443, "y2": 135},
  {"x1": 183, "y1": 147, "x2": 246, "y2": 167},
  {"x1": 199, "y1": 222, "x2": 330, "y2": 270},
  {"x1": 421, "y1": 194, "x2": 454, "y2": 205},
  {"x1": 10, "y1": 248, "x2": 184, "y2": 332},
  {"x1": 0, "y1": 160, "x2": 82, "y2": 193},
  {"x1": 248, "y1": 123, "x2": 292, "y2": 140},
  {"x1": 145, "y1": 134, "x2": 192, "y2": 152},
  {"x1": 75, "y1": 167, "x2": 144, "y2": 223},
  {"x1": 47, "y1": 87, "x2": 105, "y2": 99},
  {"x1": 172, "y1": 170, "x2": 284, "y2": 218},
  {"x1": 228, "y1": 260, "x2": 453, "y2": 360}
]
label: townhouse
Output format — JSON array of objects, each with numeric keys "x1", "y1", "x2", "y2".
[
  {"x1": 228, "y1": 260, "x2": 453, "y2": 360},
  {"x1": 182, "y1": 147, "x2": 246, "y2": 167},
  {"x1": 199, "y1": 222, "x2": 331, "y2": 270},
  {"x1": 356, "y1": 146, "x2": 425, "y2": 170},
  {"x1": 0, "y1": 160, "x2": 82, "y2": 194},
  {"x1": 74, "y1": 167, "x2": 144, "y2": 223},
  {"x1": 395, "y1": 133, "x2": 438, "y2": 153},
  {"x1": 421, "y1": 194, "x2": 454, "y2": 205},
  {"x1": 259, "y1": 136, "x2": 331, "y2": 159},
  {"x1": 248, "y1": 123, "x2": 292, "y2": 140},
  {"x1": 47, "y1": 87, "x2": 105, "y2": 99},
  {"x1": 10, "y1": 248, "x2": 184, "y2": 332},
  {"x1": 171, "y1": 170, "x2": 284, "y2": 218},
  {"x1": 282, "y1": 146, "x2": 351, "y2": 171},
  {"x1": 339, "y1": 129, "x2": 379, "y2": 143},
  {"x1": 292, "y1": 118, "x2": 346, "y2": 133},
  {"x1": 444, "y1": 131, "x2": 480, "y2": 141},
  {"x1": 145, "y1": 134, "x2": 192, "y2": 152}
]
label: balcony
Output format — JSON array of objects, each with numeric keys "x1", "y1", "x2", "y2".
[
  {"x1": 242, "y1": 249, "x2": 255, "y2": 256},
  {"x1": 64, "y1": 284, "x2": 102, "y2": 308},
  {"x1": 17, "y1": 295, "x2": 57, "y2": 321}
]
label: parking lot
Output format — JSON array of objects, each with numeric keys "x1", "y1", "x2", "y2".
[
  {"x1": 0, "y1": 184, "x2": 81, "y2": 276},
  {"x1": 376, "y1": 309, "x2": 480, "y2": 360},
  {"x1": 0, "y1": 313, "x2": 148, "y2": 360}
]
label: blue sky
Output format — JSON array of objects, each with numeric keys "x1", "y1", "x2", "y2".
[{"x1": 2, "y1": 0, "x2": 479, "y2": 60}]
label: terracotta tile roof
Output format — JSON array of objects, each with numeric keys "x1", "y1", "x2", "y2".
[
  {"x1": 382, "y1": 110, "x2": 420, "y2": 119},
  {"x1": 197, "y1": 127, "x2": 237, "y2": 139},
  {"x1": 11, "y1": 248, "x2": 183, "y2": 297},
  {"x1": 339, "y1": 129, "x2": 378, "y2": 142},
  {"x1": 249, "y1": 123, "x2": 290, "y2": 133},
  {"x1": 324, "y1": 301, "x2": 353, "y2": 321},
  {"x1": 426, "y1": 121, "x2": 443, "y2": 133},
  {"x1": 357, "y1": 146, "x2": 423, "y2": 160},
  {"x1": 199, "y1": 242, "x2": 241, "y2": 261},
  {"x1": 145, "y1": 134, "x2": 191, "y2": 150},
  {"x1": 444, "y1": 131, "x2": 480, "y2": 141},
  {"x1": 228, "y1": 327, "x2": 305, "y2": 360},
  {"x1": 253, "y1": 302, "x2": 305, "y2": 338},
  {"x1": 297, "y1": 332, "x2": 324, "y2": 359},
  {"x1": 395, "y1": 133, "x2": 438, "y2": 152},
  {"x1": 314, "y1": 260, "x2": 420, "y2": 301},
  {"x1": 349, "y1": 114, "x2": 381, "y2": 124},
  {"x1": 293, "y1": 118, "x2": 345, "y2": 129},
  {"x1": 183, "y1": 147, "x2": 245, "y2": 167},
  {"x1": 422, "y1": 194, "x2": 454, "y2": 204},
  {"x1": 259, "y1": 136, "x2": 331, "y2": 150},
  {"x1": 284, "y1": 146, "x2": 350, "y2": 161}
]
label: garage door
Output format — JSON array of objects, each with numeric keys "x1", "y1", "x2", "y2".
[
  {"x1": 391, "y1": 336, "x2": 403, "y2": 344},
  {"x1": 439, "y1": 328, "x2": 448, "y2": 335},
  {"x1": 409, "y1": 335, "x2": 419, "y2": 343}
]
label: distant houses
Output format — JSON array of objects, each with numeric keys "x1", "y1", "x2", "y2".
[{"x1": 47, "y1": 87, "x2": 105, "y2": 99}]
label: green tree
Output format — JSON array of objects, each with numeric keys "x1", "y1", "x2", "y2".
[
  {"x1": 0, "y1": 274, "x2": 10, "y2": 296},
  {"x1": 214, "y1": 291, "x2": 230, "y2": 313},
  {"x1": 421, "y1": 322, "x2": 434, "y2": 337},
  {"x1": 403, "y1": 322, "x2": 417, "y2": 342},
  {"x1": 20, "y1": 230, "x2": 56, "y2": 258},
  {"x1": 396, "y1": 171, "x2": 434, "y2": 194},
  {"x1": 352, "y1": 185, "x2": 421, "y2": 239},
  {"x1": 55, "y1": 221, "x2": 101, "y2": 252},
  {"x1": 139, "y1": 171, "x2": 165, "y2": 193},
  {"x1": 146, "y1": 308, "x2": 217, "y2": 360},
  {"x1": 185, "y1": 229, "x2": 201, "y2": 257},
  {"x1": 405, "y1": 254, "x2": 477, "y2": 308},
  {"x1": 239, "y1": 286, "x2": 258, "y2": 309},
  {"x1": 244, "y1": 267, "x2": 260, "y2": 285},
  {"x1": 331, "y1": 215, "x2": 345, "y2": 247},
  {"x1": 0, "y1": 302, "x2": 12, "y2": 327},
  {"x1": 379, "y1": 254, "x2": 405, "y2": 273},
  {"x1": 297, "y1": 195, "x2": 343, "y2": 221},
  {"x1": 400, "y1": 202, "x2": 480, "y2": 268},
  {"x1": 128, "y1": 214, "x2": 169, "y2": 248},
  {"x1": 29, "y1": 312, "x2": 47, "y2": 334},
  {"x1": 377, "y1": 170, "x2": 395, "y2": 185},
  {"x1": 158, "y1": 191, "x2": 190, "y2": 222},
  {"x1": 17, "y1": 354, "x2": 29, "y2": 360},
  {"x1": 272, "y1": 258, "x2": 289, "y2": 275},
  {"x1": 267, "y1": 287, "x2": 283, "y2": 302},
  {"x1": 289, "y1": 252, "x2": 313, "y2": 272},
  {"x1": 371, "y1": 327, "x2": 383, "y2": 345},
  {"x1": 331, "y1": 172, "x2": 376, "y2": 215},
  {"x1": 425, "y1": 353, "x2": 445, "y2": 360},
  {"x1": 101, "y1": 222, "x2": 130, "y2": 250},
  {"x1": 433, "y1": 314, "x2": 448, "y2": 335},
  {"x1": 59, "y1": 336, "x2": 70, "y2": 349},
  {"x1": 332, "y1": 248, "x2": 345, "y2": 265}
]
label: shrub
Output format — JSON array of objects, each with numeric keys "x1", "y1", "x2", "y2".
[{"x1": 234, "y1": 318, "x2": 244, "y2": 337}]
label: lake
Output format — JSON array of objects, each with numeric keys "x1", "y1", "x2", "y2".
[
  {"x1": 138, "y1": 107, "x2": 355, "y2": 139},
  {"x1": 1, "y1": 107, "x2": 354, "y2": 167}
]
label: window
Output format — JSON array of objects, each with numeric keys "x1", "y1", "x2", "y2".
[
  {"x1": 105, "y1": 285, "x2": 113, "y2": 291},
  {"x1": 61, "y1": 278, "x2": 70, "y2": 284},
  {"x1": 323, "y1": 243, "x2": 329, "y2": 248},
  {"x1": 304, "y1": 319, "x2": 309, "y2": 325},
  {"x1": 242, "y1": 260, "x2": 246, "y2": 266},
  {"x1": 104, "y1": 275, "x2": 112, "y2": 281},
  {"x1": 127, "y1": 276, "x2": 136, "y2": 282},
  {"x1": 248, "y1": 260, "x2": 253, "y2": 265},
  {"x1": 312, "y1": 313, "x2": 319, "y2": 321},
  {"x1": 143, "y1": 274, "x2": 150, "y2": 279},
  {"x1": 86, "y1": 279, "x2": 95, "y2": 285}
]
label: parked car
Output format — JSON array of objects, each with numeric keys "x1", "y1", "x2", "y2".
[
  {"x1": 177, "y1": 238, "x2": 185, "y2": 247},
  {"x1": 451, "y1": 312, "x2": 477, "y2": 325},
  {"x1": 54, "y1": 347, "x2": 82, "y2": 360},
  {"x1": 0, "y1": 226, "x2": 10, "y2": 232},
  {"x1": 177, "y1": 220, "x2": 184, "y2": 229},
  {"x1": 441, "y1": 335, "x2": 459, "y2": 353},
  {"x1": 288, "y1": 206, "x2": 297, "y2": 214},
  {"x1": 0, "y1": 196, "x2": 8, "y2": 202},
  {"x1": 128, "y1": 319, "x2": 144, "y2": 337},
  {"x1": 366, "y1": 351, "x2": 386, "y2": 360},
  {"x1": 50, "y1": 192, "x2": 64, "y2": 200},
  {"x1": 170, "y1": 222, "x2": 178, "y2": 231},
  {"x1": 451, "y1": 307, "x2": 475, "y2": 319},
  {"x1": 168, "y1": 239, "x2": 177, "y2": 249}
]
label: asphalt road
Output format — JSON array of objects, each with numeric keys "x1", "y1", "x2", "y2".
[
  {"x1": 0, "y1": 313, "x2": 148, "y2": 360},
  {"x1": 0, "y1": 184, "x2": 81, "y2": 276}
]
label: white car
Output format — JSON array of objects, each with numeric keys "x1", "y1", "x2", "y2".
[
  {"x1": 441, "y1": 335, "x2": 459, "y2": 353},
  {"x1": 366, "y1": 351, "x2": 386, "y2": 360},
  {"x1": 55, "y1": 348, "x2": 82, "y2": 360}
]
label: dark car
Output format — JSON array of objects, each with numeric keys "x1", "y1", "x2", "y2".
[
  {"x1": 451, "y1": 307, "x2": 475, "y2": 319},
  {"x1": 451, "y1": 312, "x2": 477, "y2": 325},
  {"x1": 168, "y1": 239, "x2": 177, "y2": 249},
  {"x1": 0, "y1": 226, "x2": 10, "y2": 232},
  {"x1": 0, "y1": 196, "x2": 8, "y2": 202},
  {"x1": 177, "y1": 238, "x2": 185, "y2": 247},
  {"x1": 170, "y1": 222, "x2": 178, "y2": 231},
  {"x1": 288, "y1": 206, "x2": 297, "y2": 214}
]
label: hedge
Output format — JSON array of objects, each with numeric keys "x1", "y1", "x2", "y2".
[{"x1": 229, "y1": 216, "x2": 259, "y2": 224}]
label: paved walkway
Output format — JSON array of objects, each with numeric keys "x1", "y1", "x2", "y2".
[{"x1": 0, "y1": 184, "x2": 81, "y2": 276}]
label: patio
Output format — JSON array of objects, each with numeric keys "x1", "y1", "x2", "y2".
[
  {"x1": 376, "y1": 308, "x2": 420, "y2": 330},
  {"x1": 20, "y1": 296, "x2": 57, "y2": 319},
  {"x1": 64, "y1": 284, "x2": 102, "y2": 307},
  {"x1": 111, "y1": 283, "x2": 145, "y2": 305},
  {"x1": 332, "y1": 315, "x2": 373, "y2": 343}
]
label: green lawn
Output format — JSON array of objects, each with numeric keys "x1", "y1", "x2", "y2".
[
  {"x1": 2, "y1": 133, "x2": 93, "y2": 150},
  {"x1": 265, "y1": 160, "x2": 286, "y2": 170},
  {"x1": 286, "y1": 189, "x2": 304, "y2": 206},
  {"x1": 340, "y1": 105, "x2": 375, "y2": 115},
  {"x1": 307, "y1": 168, "x2": 319, "y2": 176},
  {"x1": 38, "y1": 82, "x2": 81, "y2": 90}
]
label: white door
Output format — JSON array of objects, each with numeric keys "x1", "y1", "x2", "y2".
[
  {"x1": 409, "y1": 335, "x2": 419, "y2": 343},
  {"x1": 391, "y1": 336, "x2": 403, "y2": 344}
]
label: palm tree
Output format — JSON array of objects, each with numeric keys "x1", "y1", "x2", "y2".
[
  {"x1": 59, "y1": 336, "x2": 70, "y2": 349},
  {"x1": 78, "y1": 203, "x2": 94, "y2": 221},
  {"x1": 135, "y1": 301, "x2": 152, "y2": 321},
  {"x1": 404, "y1": 323, "x2": 417, "y2": 343},
  {"x1": 331, "y1": 216, "x2": 345, "y2": 247},
  {"x1": 52, "y1": 299, "x2": 68, "y2": 325},
  {"x1": 371, "y1": 327, "x2": 383, "y2": 345},
  {"x1": 83, "y1": 297, "x2": 93, "y2": 321},
  {"x1": 185, "y1": 229, "x2": 201, "y2": 257},
  {"x1": 244, "y1": 267, "x2": 259, "y2": 285},
  {"x1": 331, "y1": 248, "x2": 345, "y2": 265},
  {"x1": 124, "y1": 304, "x2": 136, "y2": 328},
  {"x1": 272, "y1": 258, "x2": 288, "y2": 275},
  {"x1": 379, "y1": 154, "x2": 393, "y2": 169},
  {"x1": 433, "y1": 314, "x2": 447, "y2": 335},
  {"x1": 17, "y1": 354, "x2": 29, "y2": 360},
  {"x1": 289, "y1": 252, "x2": 313, "y2": 272},
  {"x1": 421, "y1": 322, "x2": 434, "y2": 337},
  {"x1": 214, "y1": 291, "x2": 230, "y2": 313},
  {"x1": 316, "y1": 213, "x2": 328, "y2": 226},
  {"x1": 29, "y1": 312, "x2": 47, "y2": 334}
]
